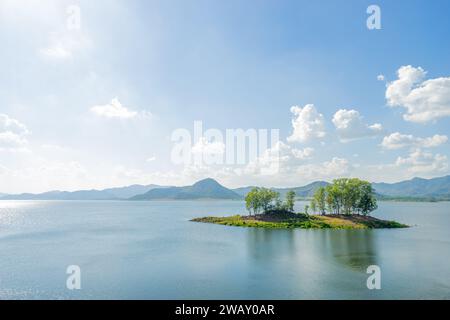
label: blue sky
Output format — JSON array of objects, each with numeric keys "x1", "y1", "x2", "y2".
[{"x1": 1, "y1": 0, "x2": 450, "y2": 193}]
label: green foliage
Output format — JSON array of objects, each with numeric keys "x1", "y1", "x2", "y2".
[
  {"x1": 285, "y1": 190, "x2": 296, "y2": 212},
  {"x1": 191, "y1": 213, "x2": 408, "y2": 229},
  {"x1": 312, "y1": 186, "x2": 327, "y2": 215},
  {"x1": 310, "y1": 178, "x2": 378, "y2": 216},
  {"x1": 245, "y1": 187, "x2": 296, "y2": 215},
  {"x1": 245, "y1": 187, "x2": 263, "y2": 215}
]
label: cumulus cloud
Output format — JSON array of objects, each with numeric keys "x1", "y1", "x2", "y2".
[
  {"x1": 0, "y1": 114, "x2": 29, "y2": 135},
  {"x1": 0, "y1": 114, "x2": 30, "y2": 151},
  {"x1": 40, "y1": 43, "x2": 72, "y2": 59},
  {"x1": 381, "y1": 132, "x2": 448, "y2": 150},
  {"x1": 0, "y1": 131, "x2": 28, "y2": 149},
  {"x1": 244, "y1": 141, "x2": 314, "y2": 175},
  {"x1": 191, "y1": 137, "x2": 226, "y2": 164},
  {"x1": 287, "y1": 104, "x2": 326, "y2": 143},
  {"x1": 395, "y1": 149, "x2": 448, "y2": 175},
  {"x1": 39, "y1": 31, "x2": 90, "y2": 61},
  {"x1": 386, "y1": 65, "x2": 450, "y2": 123},
  {"x1": 176, "y1": 138, "x2": 350, "y2": 187},
  {"x1": 90, "y1": 98, "x2": 145, "y2": 119},
  {"x1": 377, "y1": 74, "x2": 385, "y2": 81},
  {"x1": 332, "y1": 109, "x2": 383, "y2": 141}
]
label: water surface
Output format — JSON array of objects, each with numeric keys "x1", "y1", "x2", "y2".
[{"x1": 0, "y1": 200, "x2": 449, "y2": 299}]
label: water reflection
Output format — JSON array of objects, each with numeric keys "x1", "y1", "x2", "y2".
[
  {"x1": 318, "y1": 229, "x2": 378, "y2": 272},
  {"x1": 245, "y1": 228, "x2": 378, "y2": 273},
  {"x1": 245, "y1": 228, "x2": 297, "y2": 260}
]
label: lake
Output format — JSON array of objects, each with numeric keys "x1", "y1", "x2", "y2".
[{"x1": 0, "y1": 200, "x2": 449, "y2": 299}]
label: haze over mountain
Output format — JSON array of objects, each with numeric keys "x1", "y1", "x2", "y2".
[
  {"x1": 372, "y1": 176, "x2": 450, "y2": 199},
  {"x1": 1, "y1": 176, "x2": 450, "y2": 201},
  {"x1": 130, "y1": 178, "x2": 241, "y2": 200},
  {"x1": 233, "y1": 181, "x2": 329, "y2": 198},
  {"x1": 0, "y1": 184, "x2": 165, "y2": 201}
]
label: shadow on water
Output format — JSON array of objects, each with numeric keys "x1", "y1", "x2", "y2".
[
  {"x1": 318, "y1": 229, "x2": 379, "y2": 272},
  {"x1": 245, "y1": 228, "x2": 296, "y2": 261},
  {"x1": 244, "y1": 227, "x2": 379, "y2": 273}
]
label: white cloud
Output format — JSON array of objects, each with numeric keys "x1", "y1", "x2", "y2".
[
  {"x1": 395, "y1": 149, "x2": 448, "y2": 175},
  {"x1": 0, "y1": 131, "x2": 28, "y2": 149},
  {"x1": 244, "y1": 141, "x2": 314, "y2": 175},
  {"x1": 287, "y1": 104, "x2": 326, "y2": 143},
  {"x1": 0, "y1": 114, "x2": 30, "y2": 151},
  {"x1": 40, "y1": 43, "x2": 72, "y2": 59},
  {"x1": 381, "y1": 132, "x2": 448, "y2": 150},
  {"x1": 314, "y1": 157, "x2": 351, "y2": 177},
  {"x1": 292, "y1": 147, "x2": 314, "y2": 160},
  {"x1": 0, "y1": 159, "x2": 90, "y2": 193},
  {"x1": 377, "y1": 74, "x2": 385, "y2": 81},
  {"x1": 168, "y1": 140, "x2": 322, "y2": 187},
  {"x1": 39, "y1": 30, "x2": 90, "y2": 61},
  {"x1": 91, "y1": 98, "x2": 140, "y2": 119},
  {"x1": 386, "y1": 65, "x2": 450, "y2": 123},
  {"x1": 0, "y1": 114, "x2": 29, "y2": 135},
  {"x1": 191, "y1": 137, "x2": 226, "y2": 158},
  {"x1": 146, "y1": 156, "x2": 156, "y2": 162},
  {"x1": 332, "y1": 109, "x2": 383, "y2": 141}
]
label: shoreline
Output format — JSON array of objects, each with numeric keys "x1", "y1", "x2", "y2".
[{"x1": 191, "y1": 212, "x2": 409, "y2": 229}]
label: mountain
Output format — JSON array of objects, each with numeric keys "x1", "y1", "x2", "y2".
[
  {"x1": 232, "y1": 181, "x2": 329, "y2": 198},
  {"x1": 0, "y1": 190, "x2": 116, "y2": 200},
  {"x1": 277, "y1": 181, "x2": 330, "y2": 198},
  {"x1": 234, "y1": 177, "x2": 450, "y2": 200},
  {"x1": 232, "y1": 186, "x2": 257, "y2": 197},
  {"x1": 0, "y1": 184, "x2": 165, "y2": 200},
  {"x1": 103, "y1": 184, "x2": 166, "y2": 199},
  {"x1": 2, "y1": 175, "x2": 450, "y2": 201},
  {"x1": 130, "y1": 178, "x2": 242, "y2": 200},
  {"x1": 373, "y1": 175, "x2": 450, "y2": 199}
]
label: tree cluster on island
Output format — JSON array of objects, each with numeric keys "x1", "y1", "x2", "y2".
[
  {"x1": 310, "y1": 178, "x2": 378, "y2": 216},
  {"x1": 245, "y1": 187, "x2": 296, "y2": 215},
  {"x1": 244, "y1": 178, "x2": 378, "y2": 217}
]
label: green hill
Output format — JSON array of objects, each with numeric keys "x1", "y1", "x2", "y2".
[
  {"x1": 130, "y1": 178, "x2": 242, "y2": 200},
  {"x1": 373, "y1": 175, "x2": 450, "y2": 199}
]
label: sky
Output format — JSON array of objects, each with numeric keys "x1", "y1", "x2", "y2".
[{"x1": 1, "y1": 0, "x2": 450, "y2": 193}]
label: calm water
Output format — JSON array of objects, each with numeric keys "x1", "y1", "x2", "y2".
[{"x1": 0, "y1": 200, "x2": 449, "y2": 299}]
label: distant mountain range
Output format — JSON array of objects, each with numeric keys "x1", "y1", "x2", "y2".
[
  {"x1": 0, "y1": 184, "x2": 166, "y2": 201},
  {"x1": 233, "y1": 181, "x2": 329, "y2": 199},
  {"x1": 130, "y1": 178, "x2": 241, "y2": 200},
  {"x1": 372, "y1": 176, "x2": 450, "y2": 200},
  {"x1": 1, "y1": 175, "x2": 450, "y2": 201}
]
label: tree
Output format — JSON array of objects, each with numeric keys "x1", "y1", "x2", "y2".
[
  {"x1": 245, "y1": 187, "x2": 262, "y2": 215},
  {"x1": 285, "y1": 190, "x2": 296, "y2": 213},
  {"x1": 259, "y1": 188, "x2": 279, "y2": 212},
  {"x1": 312, "y1": 186, "x2": 327, "y2": 215},
  {"x1": 310, "y1": 198, "x2": 317, "y2": 214},
  {"x1": 356, "y1": 182, "x2": 378, "y2": 215},
  {"x1": 311, "y1": 178, "x2": 378, "y2": 216},
  {"x1": 245, "y1": 187, "x2": 280, "y2": 215},
  {"x1": 304, "y1": 205, "x2": 309, "y2": 215}
]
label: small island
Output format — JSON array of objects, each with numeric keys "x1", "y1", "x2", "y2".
[{"x1": 192, "y1": 178, "x2": 409, "y2": 229}]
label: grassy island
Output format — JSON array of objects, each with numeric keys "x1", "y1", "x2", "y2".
[
  {"x1": 192, "y1": 212, "x2": 408, "y2": 229},
  {"x1": 192, "y1": 178, "x2": 409, "y2": 229}
]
